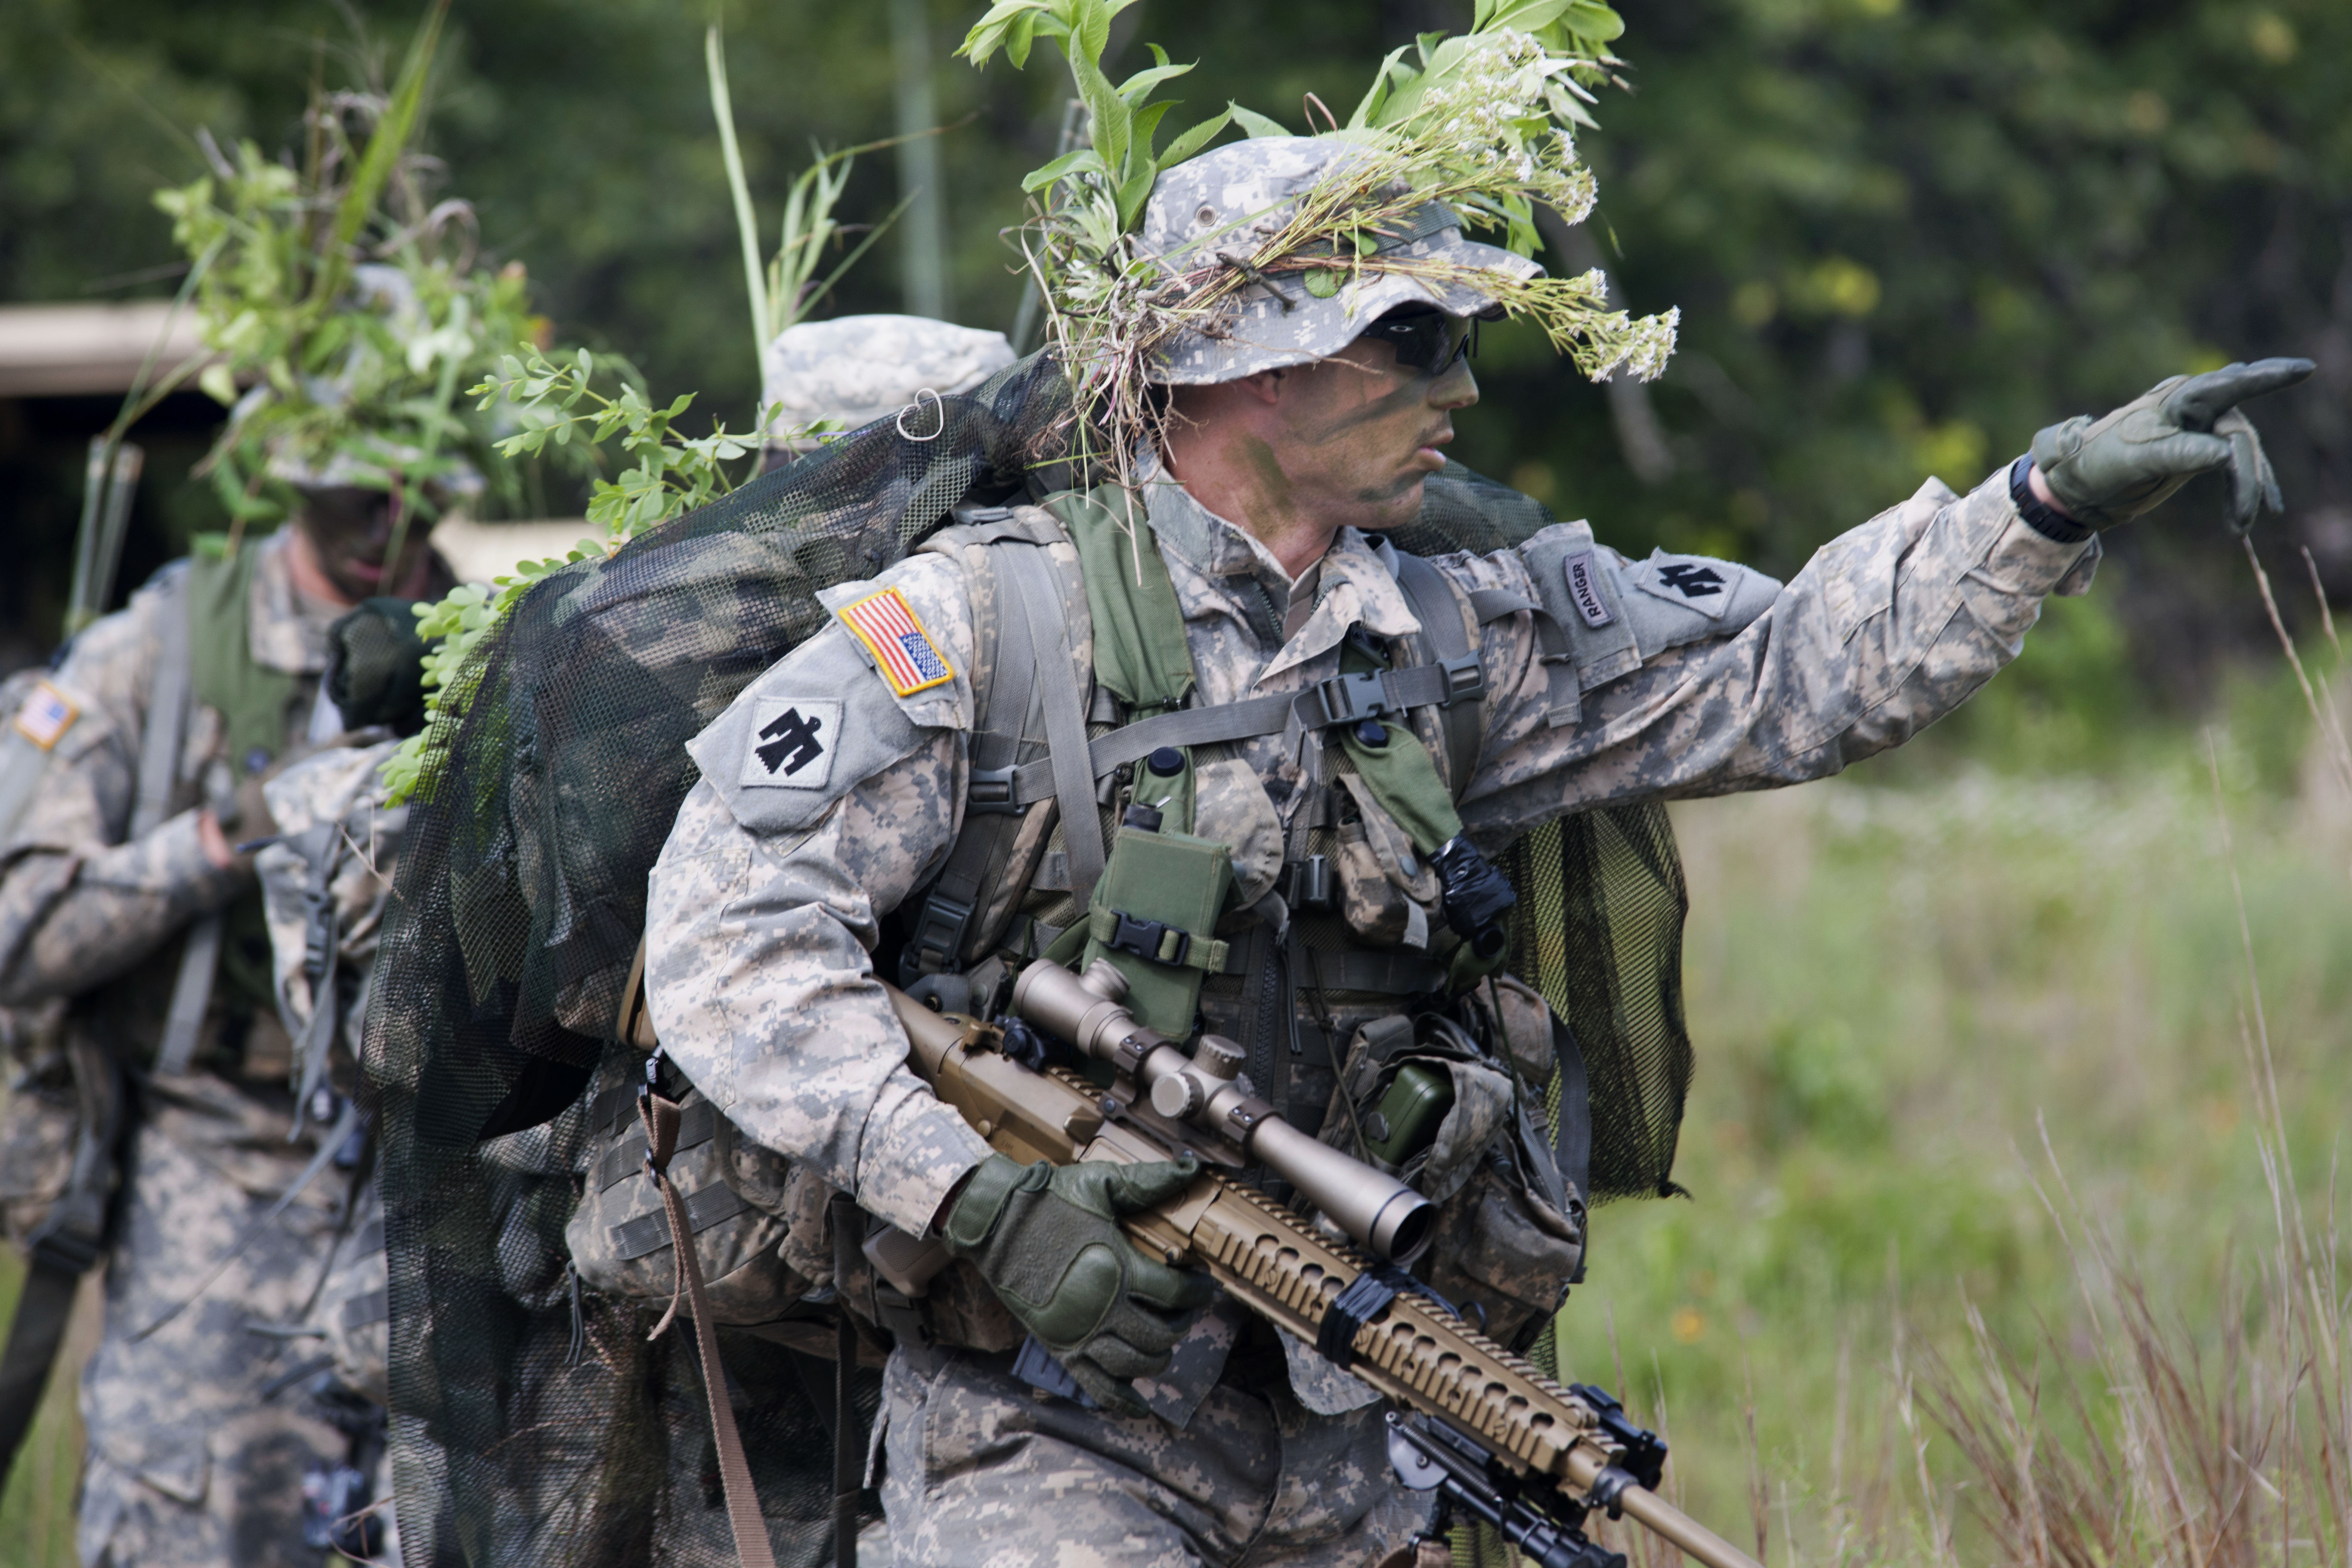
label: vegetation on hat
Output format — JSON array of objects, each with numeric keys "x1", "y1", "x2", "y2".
[
  {"x1": 959, "y1": 0, "x2": 1677, "y2": 489},
  {"x1": 153, "y1": 0, "x2": 564, "y2": 534}
]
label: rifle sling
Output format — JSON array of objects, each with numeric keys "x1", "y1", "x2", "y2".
[
  {"x1": 0, "y1": 1259, "x2": 81, "y2": 1484},
  {"x1": 639, "y1": 1088, "x2": 778, "y2": 1568}
]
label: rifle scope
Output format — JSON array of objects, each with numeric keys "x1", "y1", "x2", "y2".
[{"x1": 1012, "y1": 960, "x2": 1434, "y2": 1262}]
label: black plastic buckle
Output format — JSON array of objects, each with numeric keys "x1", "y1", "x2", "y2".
[
  {"x1": 901, "y1": 891, "x2": 975, "y2": 980},
  {"x1": 1107, "y1": 909, "x2": 1188, "y2": 967},
  {"x1": 1436, "y1": 652, "x2": 1485, "y2": 705},
  {"x1": 638, "y1": 1047, "x2": 668, "y2": 1183},
  {"x1": 1302, "y1": 669, "x2": 1395, "y2": 728},
  {"x1": 965, "y1": 763, "x2": 1022, "y2": 816},
  {"x1": 1283, "y1": 854, "x2": 1334, "y2": 910},
  {"x1": 872, "y1": 1283, "x2": 935, "y2": 1348},
  {"x1": 28, "y1": 1221, "x2": 102, "y2": 1276}
]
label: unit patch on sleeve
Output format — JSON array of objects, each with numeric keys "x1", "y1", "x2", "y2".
[
  {"x1": 836, "y1": 587, "x2": 954, "y2": 698},
  {"x1": 738, "y1": 699, "x2": 843, "y2": 790},
  {"x1": 1654, "y1": 562, "x2": 1726, "y2": 600},
  {"x1": 11, "y1": 681, "x2": 78, "y2": 751}
]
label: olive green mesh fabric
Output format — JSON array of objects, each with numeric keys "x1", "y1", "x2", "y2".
[
  {"x1": 366, "y1": 353, "x2": 1075, "y2": 1566},
  {"x1": 1500, "y1": 809, "x2": 1693, "y2": 1202},
  {"x1": 1388, "y1": 469, "x2": 1696, "y2": 1206},
  {"x1": 364, "y1": 357, "x2": 1690, "y2": 1564}
]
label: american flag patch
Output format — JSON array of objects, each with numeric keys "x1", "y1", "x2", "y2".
[
  {"x1": 836, "y1": 587, "x2": 953, "y2": 698},
  {"x1": 11, "y1": 681, "x2": 77, "y2": 751}
]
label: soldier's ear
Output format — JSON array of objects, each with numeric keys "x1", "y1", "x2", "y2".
[{"x1": 1238, "y1": 368, "x2": 1289, "y2": 407}]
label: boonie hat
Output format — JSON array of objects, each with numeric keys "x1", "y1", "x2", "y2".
[
  {"x1": 1140, "y1": 138, "x2": 1544, "y2": 385},
  {"x1": 761, "y1": 314, "x2": 1018, "y2": 444}
]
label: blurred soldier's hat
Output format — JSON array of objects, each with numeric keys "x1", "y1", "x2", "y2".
[
  {"x1": 762, "y1": 314, "x2": 1017, "y2": 447},
  {"x1": 265, "y1": 437, "x2": 485, "y2": 504},
  {"x1": 1140, "y1": 137, "x2": 1544, "y2": 386}
]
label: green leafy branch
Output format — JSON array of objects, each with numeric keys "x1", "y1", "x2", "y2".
[
  {"x1": 477, "y1": 349, "x2": 786, "y2": 540},
  {"x1": 967, "y1": 2, "x2": 1231, "y2": 233},
  {"x1": 152, "y1": 0, "x2": 569, "y2": 529},
  {"x1": 378, "y1": 352, "x2": 836, "y2": 805}
]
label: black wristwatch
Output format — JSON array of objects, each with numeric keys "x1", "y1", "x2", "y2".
[{"x1": 2008, "y1": 455, "x2": 2093, "y2": 545}]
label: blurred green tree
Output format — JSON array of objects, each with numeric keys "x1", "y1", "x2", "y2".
[{"x1": 2, "y1": 0, "x2": 2343, "y2": 708}]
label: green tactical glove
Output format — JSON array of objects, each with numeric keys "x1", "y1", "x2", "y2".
[
  {"x1": 941, "y1": 1152, "x2": 1214, "y2": 1415},
  {"x1": 2030, "y1": 357, "x2": 2313, "y2": 531}
]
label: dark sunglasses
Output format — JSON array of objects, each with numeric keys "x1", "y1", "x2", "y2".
[{"x1": 1358, "y1": 307, "x2": 1479, "y2": 374}]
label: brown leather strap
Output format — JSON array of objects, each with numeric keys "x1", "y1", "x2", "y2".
[
  {"x1": 830, "y1": 1192, "x2": 861, "y2": 1568},
  {"x1": 639, "y1": 1089, "x2": 777, "y2": 1568}
]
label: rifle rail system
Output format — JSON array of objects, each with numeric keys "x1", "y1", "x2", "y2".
[{"x1": 886, "y1": 985, "x2": 1761, "y2": 1568}]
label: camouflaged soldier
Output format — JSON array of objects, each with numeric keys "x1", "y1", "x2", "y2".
[
  {"x1": 0, "y1": 473, "x2": 452, "y2": 1566},
  {"x1": 641, "y1": 136, "x2": 2311, "y2": 1566}
]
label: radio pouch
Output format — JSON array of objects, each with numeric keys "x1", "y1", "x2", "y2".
[{"x1": 1077, "y1": 823, "x2": 1233, "y2": 1039}]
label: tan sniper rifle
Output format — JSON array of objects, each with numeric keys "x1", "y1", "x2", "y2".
[{"x1": 882, "y1": 962, "x2": 1761, "y2": 1568}]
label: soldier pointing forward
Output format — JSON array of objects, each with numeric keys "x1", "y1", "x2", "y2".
[{"x1": 632, "y1": 17, "x2": 2309, "y2": 1563}]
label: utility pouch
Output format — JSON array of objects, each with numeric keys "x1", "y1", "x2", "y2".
[
  {"x1": 563, "y1": 1066, "x2": 817, "y2": 1327},
  {"x1": 1418, "y1": 1141, "x2": 1585, "y2": 1350},
  {"x1": 1333, "y1": 778, "x2": 1442, "y2": 950},
  {"x1": 1320, "y1": 1006, "x2": 1584, "y2": 1346},
  {"x1": 1077, "y1": 823, "x2": 1233, "y2": 1039}
]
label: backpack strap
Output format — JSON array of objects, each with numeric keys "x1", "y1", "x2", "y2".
[
  {"x1": 901, "y1": 507, "x2": 1101, "y2": 980},
  {"x1": 1390, "y1": 551, "x2": 1485, "y2": 799},
  {"x1": 137, "y1": 565, "x2": 221, "y2": 1078}
]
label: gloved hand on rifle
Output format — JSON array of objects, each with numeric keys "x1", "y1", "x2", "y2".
[
  {"x1": 2029, "y1": 356, "x2": 2315, "y2": 532},
  {"x1": 940, "y1": 1152, "x2": 1215, "y2": 1416}
]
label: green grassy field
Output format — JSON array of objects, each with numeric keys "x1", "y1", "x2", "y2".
[
  {"x1": 4, "y1": 598, "x2": 2345, "y2": 1567},
  {"x1": 0, "y1": 1257, "x2": 90, "y2": 1568},
  {"x1": 1561, "y1": 684, "x2": 2352, "y2": 1563}
]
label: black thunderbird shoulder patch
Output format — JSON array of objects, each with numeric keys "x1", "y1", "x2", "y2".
[{"x1": 739, "y1": 698, "x2": 842, "y2": 790}]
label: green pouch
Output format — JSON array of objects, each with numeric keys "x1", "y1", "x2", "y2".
[
  {"x1": 1078, "y1": 823, "x2": 1233, "y2": 1039},
  {"x1": 1365, "y1": 1061, "x2": 1456, "y2": 1171}
]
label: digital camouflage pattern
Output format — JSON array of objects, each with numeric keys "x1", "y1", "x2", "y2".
[
  {"x1": 878, "y1": 1341, "x2": 1423, "y2": 1568},
  {"x1": 256, "y1": 737, "x2": 410, "y2": 1413},
  {"x1": 645, "y1": 444, "x2": 2094, "y2": 1556},
  {"x1": 0, "y1": 529, "x2": 361, "y2": 1566},
  {"x1": 761, "y1": 313, "x2": 1018, "y2": 444},
  {"x1": 74, "y1": 1076, "x2": 356, "y2": 1567},
  {"x1": 255, "y1": 736, "x2": 407, "y2": 1072},
  {"x1": 1139, "y1": 139, "x2": 1542, "y2": 385},
  {"x1": 647, "y1": 462, "x2": 2096, "y2": 1235}
]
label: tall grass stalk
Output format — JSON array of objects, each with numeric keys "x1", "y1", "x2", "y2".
[{"x1": 1905, "y1": 734, "x2": 2351, "y2": 1566}]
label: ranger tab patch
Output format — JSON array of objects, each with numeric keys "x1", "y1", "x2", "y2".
[
  {"x1": 837, "y1": 587, "x2": 954, "y2": 698},
  {"x1": 11, "y1": 681, "x2": 78, "y2": 750},
  {"x1": 1562, "y1": 551, "x2": 1614, "y2": 628}
]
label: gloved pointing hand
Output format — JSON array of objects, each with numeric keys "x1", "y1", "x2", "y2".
[
  {"x1": 2030, "y1": 357, "x2": 2314, "y2": 532},
  {"x1": 941, "y1": 1152, "x2": 1215, "y2": 1415}
]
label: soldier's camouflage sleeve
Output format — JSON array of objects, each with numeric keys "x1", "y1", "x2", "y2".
[
  {"x1": 1447, "y1": 466, "x2": 2097, "y2": 841},
  {"x1": 257, "y1": 740, "x2": 405, "y2": 1049},
  {"x1": 644, "y1": 552, "x2": 990, "y2": 1240},
  {"x1": 0, "y1": 581, "x2": 246, "y2": 1007}
]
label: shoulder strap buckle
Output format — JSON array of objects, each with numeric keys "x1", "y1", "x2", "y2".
[
  {"x1": 902, "y1": 891, "x2": 977, "y2": 980},
  {"x1": 1300, "y1": 669, "x2": 1397, "y2": 729},
  {"x1": 964, "y1": 762, "x2": 1022, "y2": 816},
  {"x1": 1433, "y1": 652, "x2": 1485, "y2": 706}
]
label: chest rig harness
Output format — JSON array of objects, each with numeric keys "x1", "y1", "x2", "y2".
[{"x1": 892, "y1": 489, "x2": 1581, "y2": 1176}]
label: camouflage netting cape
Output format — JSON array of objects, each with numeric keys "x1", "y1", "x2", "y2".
[{"x1": 363, "y1": 351, "x2": 1694, "y2": 1566}]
